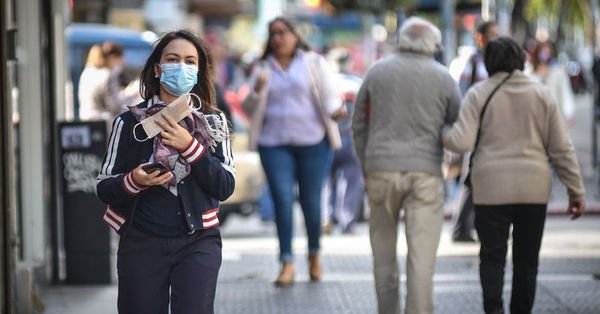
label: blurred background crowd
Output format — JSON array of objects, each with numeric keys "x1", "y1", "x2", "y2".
[
  {"x1": 65, "y1": 0, "x2": 600, "y2": 228},
  {"x1": 2, "y1": 0, "x2": 600, "y2": 312}
]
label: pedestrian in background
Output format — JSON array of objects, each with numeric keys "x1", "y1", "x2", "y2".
[
  {"x1": 78, "y1": 42, "x2": 141, "y2": 122},
  {"x1": 96, "y1": 30, "x2": 234, "y2": 314},
  {"x1": 321, "y1": 47, "x2": 365, "y2": 235},
  {"x1": 451, "y1": 21, "x2": 499, "y2": 242},
  {"x1": 352, "y1": 17, "x2": 461, "y2": 314},
  {"x1": 457, "y1": 21, "x2": 498, "y2": 95},
  {"x1": 243, "y1": 16, "x2": 344, "y2": 286},
  {"x1": 531, "y1": 40, "x2": 576, "y2": 126},
  {"x1": 443, "y1": 36, "x2": 585, "y2": 314},
  {"x1": 203, "y1": 30, "x2": 234, "y2": 125},
  {"x1": 78, "y1": 44, "x2": 110, "y2": 120},
  {"x1": 101, "y1": 41, "x2": 142, "y2": 120}
]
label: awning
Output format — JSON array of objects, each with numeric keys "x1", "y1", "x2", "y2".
[
  {"x1": 188, "y1": 0, "x2": 242, "y2": 16},
  {"x1": 415, "y1": 0, "x2": 481, "y2": 12}
]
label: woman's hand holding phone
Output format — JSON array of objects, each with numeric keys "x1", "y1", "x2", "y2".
[
  {"x1": 142, "y1": 162, "x2": 170, "y2": 175},
  {"x1": 132, "y1": 162, "x2": 173, "y2": 187}
]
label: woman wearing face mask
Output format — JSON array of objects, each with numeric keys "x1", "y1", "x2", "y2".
[
  {"x1": 96, "y1": 30, "x2": 234, "y2": 314},
  {"x1": 243, "y1": 16, "x2": 344, "y2": 286},
  {"x1": 531, "y1": 41, "x2": 576, "y2": 126}
]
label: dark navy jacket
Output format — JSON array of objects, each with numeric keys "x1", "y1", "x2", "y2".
[{"x1": 96, "y1": 99, "x2": 235, "y2": 236}]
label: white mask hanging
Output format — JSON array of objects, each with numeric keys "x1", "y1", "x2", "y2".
[{"x1": 133, "y1": 93, "x2": 202, "y2": 142}]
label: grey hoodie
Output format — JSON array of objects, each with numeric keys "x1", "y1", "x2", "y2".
[{"x1": 352, "y1": 52, "x2": 461, "y2": 177}]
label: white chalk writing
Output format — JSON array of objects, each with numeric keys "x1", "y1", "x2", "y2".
[{"x1": 63, "y1": 152, "x2": 103, "y2": 193}]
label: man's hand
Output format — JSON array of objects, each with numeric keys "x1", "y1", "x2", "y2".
[
  {"x1": 567, "y1": 198, "x2": 585, "y2": 220},
  {"x1": 331, "y1": 105, "x2": 348, "y2": 121}
]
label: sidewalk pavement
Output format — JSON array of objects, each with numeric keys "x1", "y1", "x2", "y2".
[{"x1": 40, "y1": 215, "x2": 600, "y2": 314}]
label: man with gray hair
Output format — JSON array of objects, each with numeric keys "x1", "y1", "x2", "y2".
[{"x1": 353, "y1": 17, "x2": 460, "y2": 314}]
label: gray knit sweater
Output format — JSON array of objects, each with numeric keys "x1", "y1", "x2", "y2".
[{"x1": 352, "y1": 52, "x2": 461, "y2": 177}]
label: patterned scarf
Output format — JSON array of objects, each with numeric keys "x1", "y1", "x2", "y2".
[{"x1": 128, "y1": 96, "x2": 226, "y2": 186}]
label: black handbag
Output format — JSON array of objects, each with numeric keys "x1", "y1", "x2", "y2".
[{"x1": 464, "y1": 72, "x2": 513, "y2": 188}]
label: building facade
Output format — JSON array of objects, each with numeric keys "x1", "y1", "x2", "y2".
[
  {"x1": 0, "y1": 0, "x2": 247, "y2": 312},
  {"x1": 0, "y1": 0, "x2": 69, "y2": 312}
]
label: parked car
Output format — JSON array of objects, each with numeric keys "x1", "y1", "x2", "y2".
[{"x1": 66, "y1": 23, "x2": 264, "y2": 225}]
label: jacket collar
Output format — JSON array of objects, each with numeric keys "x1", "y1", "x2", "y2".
[
  {"x1": 488, "y1": 70, "x2": 531, "y2": 84},
  {"x1": 149, "y1": 95, "x2": 165, "y2": 107}
]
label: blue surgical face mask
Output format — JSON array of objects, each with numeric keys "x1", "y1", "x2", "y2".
[{"x1": 159, "y1": 63, "x2": 199, "y2": 96}]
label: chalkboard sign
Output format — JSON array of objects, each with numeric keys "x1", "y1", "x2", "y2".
[{"x1": 58, "y1": 120, "x2": 111, "y2": 284}]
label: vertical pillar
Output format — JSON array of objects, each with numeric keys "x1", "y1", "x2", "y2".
[
  {"x1": 441, "y1": 0, "x2": 456, "y2": 65},
  {"x1": 0, "y1": 0, "x2": 10, "y2": 311},
  {"x1": 591, "y1": 0, "x2": 599, "y2": 168},
  {"x1": 2, "y1": 0, "x2": 21, "y2": 311},
  {"x1": 495, "y1": 0, "x2": 511, "y2": 35},
  {"x1": 49, "y1": 0, "x2": 69, "y2": 283},
  {"x1": 16, "y1": 0, "x2": 46, "y2": 266}
]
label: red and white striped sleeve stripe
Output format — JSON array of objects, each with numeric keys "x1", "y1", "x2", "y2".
[
  {"x1": 202, "y1": 208, "x2": 219, "y2": 228},
  {"x1": 178, "y1": 138, "x2": 205, "y2": 164},
  {"x1": 103, "y1": 206, "x2": 125, "y2": 232},
  {"x1": 122, "y1": 171, "x2": 147, "y2": 195}
]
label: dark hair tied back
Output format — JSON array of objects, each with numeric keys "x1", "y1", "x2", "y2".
[{"x1": 484, "y1": 36, "x2": 525, "y2": 76}]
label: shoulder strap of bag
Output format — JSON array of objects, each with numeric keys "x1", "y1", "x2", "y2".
[
  {"x1": 469, "y1": 54, "x2": 478, "y2": 87},
  {"x1": 468, "y1": 71, "x2": 514, "y2": 169}
]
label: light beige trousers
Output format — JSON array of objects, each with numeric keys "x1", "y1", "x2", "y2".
[{"x1": 367, "y1": 171, "x2": 444, "y2": 314}]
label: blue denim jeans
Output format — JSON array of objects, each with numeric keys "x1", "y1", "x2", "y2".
[
  {"x1": 258, "y1": 184, "x2": 275, "y2": 221},
  {"x1": 259, "y1": 138, "x2": 333, "y2": 262}
]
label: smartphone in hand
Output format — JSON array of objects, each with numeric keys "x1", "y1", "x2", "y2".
[{"x1": 142, "y1": 162, "x2": 170, "y2": 175}]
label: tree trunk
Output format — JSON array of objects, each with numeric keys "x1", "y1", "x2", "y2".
[
  {"x1": 511, "y1": 0, "x2": 531, "y2": 46},
  {"x1": 555, "y1": 0, "x2": 568, "y2": 50},
  {"x1": 591, "y1": 0, "x2": 598, "y2": 51}
]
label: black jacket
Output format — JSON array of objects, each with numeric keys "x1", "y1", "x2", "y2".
[{"x1": 96, "y1": 99, "x2": 235, "y2": 235}]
